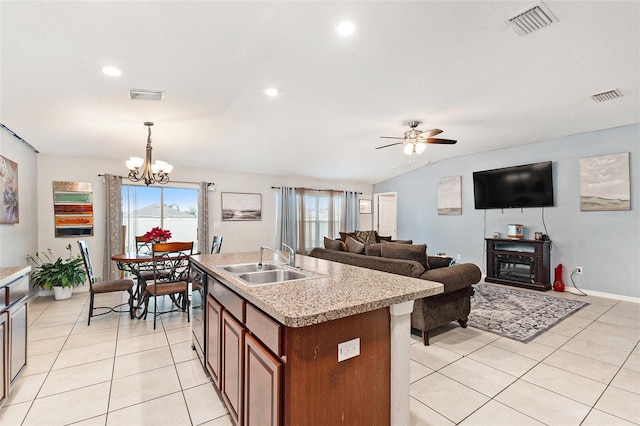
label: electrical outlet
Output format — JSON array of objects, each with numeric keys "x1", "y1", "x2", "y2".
[
  {"x1": 338, "y1": 338, "x2": 360, "y2": 362},
  {"x1": 576, "y1": 266, "x2": 583, "y2": 274},
  {"x1": 456, "y1": 254, "x2": 461, "y2": 260}
]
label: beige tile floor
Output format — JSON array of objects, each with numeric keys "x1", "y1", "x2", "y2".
[{"x1": 0, "y1": 283, "x2": 638, "y2": 425}]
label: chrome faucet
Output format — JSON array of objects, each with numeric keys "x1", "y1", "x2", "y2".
[{"x1": 259, "y1": 244, "x2": 297, "y2": 269}]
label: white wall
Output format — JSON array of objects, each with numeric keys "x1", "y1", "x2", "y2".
[
  {"x1": 37, "y1": 154, "x2": 372, "y2": 277},
  {"x1": 374, "y1": 124, "x2": 640, "y2": 299},
  {"x1": 0, "y1": 128, "x2": 38, "y2": 267}
]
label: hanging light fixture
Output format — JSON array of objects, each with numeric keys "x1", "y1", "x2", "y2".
[{"x1": 126, "y1": 122, "x2": 173, "y2": 186}]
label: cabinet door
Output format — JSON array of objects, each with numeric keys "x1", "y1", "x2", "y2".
[
  {"x1": 244, "y1": 333, "x2": 281, "y2": 426},
  {"x1": 221, "y1": 311, "x2": 244, "y2": 426},
  {"x1": 0, "y1": 312, "x2": 8, "y2": 408},
  {"x1": 206, "y1": 295, "x2": 222, "y2": 387},
  {"x1": 9, "y1": 300, "x2": 27, "y2": 388}
]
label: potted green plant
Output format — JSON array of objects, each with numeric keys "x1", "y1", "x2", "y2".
[{"x1": 27, "y1": 244, "x2": 86, "y2": 300}]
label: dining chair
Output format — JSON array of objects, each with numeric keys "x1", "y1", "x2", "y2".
[
  {"x1": 135, "y1": 235, "x2": 166, "y2": 282},
  {"x1": 143, "y1": 241, "x2": 193, "y2": 329},
  {"x1": 211, "y1": 235, "x2": 223, "y2": 254},
  {"x1": 77, "y1": 240, "x2": 135, "y2": 326}
]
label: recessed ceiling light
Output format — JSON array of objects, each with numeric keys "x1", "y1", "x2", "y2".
[
  {"x1": 265, "y1": 88, "x2": 279, "y2": 97},
  {"x1": 335, "y1": 20, "x2": 356, "y2": 37},
  {"x1": 101, "y1": 65, "x2": 122, "y2": 77}
]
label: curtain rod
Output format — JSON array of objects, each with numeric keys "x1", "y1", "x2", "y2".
[
  {"x1": 0, "y1": 123, "x2": 40, "y2": 153},
  {"x1": 98, "y1": 174, "x2": 214, "y2": 186},
  {"x1": 271, "y1": 186, "x2": 362, "y2": 195}
]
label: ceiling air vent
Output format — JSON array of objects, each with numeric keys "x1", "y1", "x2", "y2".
[
  {"x1": 506, "y1": 2, "x2": 558, "y2": 36},
  {"x1": 129, "y1": 89, "x2": 164, "y2": 101},
  {"x1": 591, "y1": 89, "x2": 622, "y2": 103}
]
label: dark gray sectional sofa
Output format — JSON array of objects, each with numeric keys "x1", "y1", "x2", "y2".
[{"x1": 308, "y1": 244, "x2": 481, "y2": 345}]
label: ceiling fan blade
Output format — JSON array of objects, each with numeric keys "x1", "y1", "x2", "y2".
[
  {"x1": 426, "y1": 138, "x2": 457, "y2": 145},
  {"x1": 380, "y1": 136, "x2": 405, "y2": 140},
  {"x1": 375, "y1": 142, "x2": 403, "y2": 150},
  {"x1": 418, "y1": 128, "x2": 444, "y2": 138}
]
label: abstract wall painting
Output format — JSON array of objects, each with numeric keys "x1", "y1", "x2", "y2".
[
  {"x1": 438, "y1": 176, "x2": 462, "y2": 215},
  {"x1": 579, "y1": 152, "x2": 630, "y2": 211},
  {"x1": 0, "y1": 155, "x2": 19, "y2": 224},
  {"x1": 221, "y1": 192, "x2": 262, "y2": 221},
  {"x1": 52, "y1": 181, "x2": 94, "y2": 236}
]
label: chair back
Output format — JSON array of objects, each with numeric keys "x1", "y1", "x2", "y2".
[
  {"x1": 152, "y1": 241, "x2": 194, "y2": 282},
  {"x1": 211, "y1": 235, "x2": 223, "y2": 254},
  {"x1": 77, "y1": 240, "x2": 95, "y2": 286},
  {"x1": 135, "y1": 236, "x2": 152, "y2": 255}
]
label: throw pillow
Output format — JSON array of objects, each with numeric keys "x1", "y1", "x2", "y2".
[
  {"x1": 364, "y1": 243, "x2": 383, "y2": 257},
  {"x1": 377, "y1": 235, "x2": 392, "y2": 242},
  {"x1": 345, "y1": 236, "x2": 365, "y2": 254},
  {"x1": 380, "y1": 243, "x2": 429, "y2": 270},
  {"x1": 339, "y1": 231, "x2": 356, "y2": 243},
  {"x1": 324, "y1": 237, "x2": 345, "y2": 251},
  {"x1": 354, "y1": 230, "x2": 377, "y2": 246}
]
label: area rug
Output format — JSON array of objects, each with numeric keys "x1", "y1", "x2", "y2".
[{"x1": 468, "y1": 283, "x2": 588, "y2": 343}]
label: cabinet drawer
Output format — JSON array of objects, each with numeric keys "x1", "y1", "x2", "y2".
[
  {"x1": 209, "y1": 278, "x2": 245, "y2": 322},
  {"x1": 246, "y1": 304, "x2": 282, "y2": 357}
]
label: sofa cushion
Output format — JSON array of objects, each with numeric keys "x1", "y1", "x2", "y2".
[
  {"x1": 354, "y1": 230, "x2": 377, "y2": 246},
  {"x1": 364, "y1": 243, "x2": 383, "y2": 257},
  {"x1": 308, "y1": 248, "x2": 425, "y2": 278},
  {"x1": 380, "y1": 243, "x2": 429, "y2": 270},
  {"x1": 428, "y1": 256, "x2": 454, "y2": 269},
  {"x1": 339, "y1": 231, "x2": 356, "y2": 243},
  {"x1": 324, "y1": 237, "x2": 346, "y2": 251},
  {"x1": 345, "y1": 236, "x2": 365, "y2": 254},
  {"x1": 382, "y1": 239, "x2": 413, "y2": 245}
]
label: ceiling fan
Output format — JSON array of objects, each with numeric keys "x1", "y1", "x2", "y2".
[{"x1": 376, "y1": 120, "x2": 457, "y2": 163}]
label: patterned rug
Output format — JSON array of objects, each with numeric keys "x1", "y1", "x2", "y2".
[{"x1": 468, "y1": 283, "x2": 588, "y2": 343}]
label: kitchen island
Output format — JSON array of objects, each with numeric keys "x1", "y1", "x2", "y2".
[{"x1": 191, "y1": 251, "x2": 443, "y2": 426}]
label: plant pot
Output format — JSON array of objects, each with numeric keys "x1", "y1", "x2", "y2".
[{"x1": 53, "y1": 286, "x2": 73, "y2": 300}]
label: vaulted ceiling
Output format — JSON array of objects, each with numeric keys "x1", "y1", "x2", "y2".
[{"x1": 1, "y1": 1, "x2": 638, "y2": 184}]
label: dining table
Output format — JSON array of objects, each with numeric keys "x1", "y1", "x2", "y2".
[{"x1": 111, "y1": 250, "x2": 200, "y2": 318}]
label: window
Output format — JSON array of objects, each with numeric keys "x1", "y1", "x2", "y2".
[
  {"x1": 297, "y1": 189, "x2": 342, "y2": 253},
  {"x1": 122, "y1": 185, "x2": 199, "y2": 252}
]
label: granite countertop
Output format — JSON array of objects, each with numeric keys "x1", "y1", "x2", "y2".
[
  {"x1": 0, "y1": 265, "x2": 31, "y2": 287},
  {"x1": 191, "y1": 252, "x2": 443, "y2": 328}
]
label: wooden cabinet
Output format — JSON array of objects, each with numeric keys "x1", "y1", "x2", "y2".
[
  {"x1": 244, "y1": 333, "x2": 281, "y2": 426},
  {"x1": 222, "y1": 310, "x2": 244, "y2": 426},
  {"x1": 0, "y1": 312, "x2": 8, "y2": 407},
  {"x1": 9, "y1": 298, "x2": 28, "y2": 388},
  {"x1": 206, "y1": 295, "x2": 222, "y2": 387}
]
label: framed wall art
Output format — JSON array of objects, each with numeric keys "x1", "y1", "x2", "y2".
[
  {"x1": 579, "y1": 152, "x2": 630, "y2": 211},
  {"x1": 359, "y1": 199, "x2": 372, "y2": 214},
  {"x1": 0, "y1": 155, "x2": 19, "y2": 224},
  {"x1": 52, "y1": 181, "x2": 94, "y2": 236},
  {"x1": 437, "y1": 176, "x2": 462, "y2": 215},
  {"x1": 221, "y1": 192, "x2": 262, "y2": 221}
]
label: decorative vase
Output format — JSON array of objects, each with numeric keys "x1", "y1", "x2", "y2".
[
  {"x1": 53, "y1": 286, "x2": 73, "y2": 300},
  {"x1": 553, "y1": 264, "x2": 565, "y2": 292}
]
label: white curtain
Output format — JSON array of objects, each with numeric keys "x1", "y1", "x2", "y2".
[
  {"x1": 103, "y1": 174, "x2": 122, "y2": 280},
  {"x1": 275, "y1": 187, "x2": 297, "y2": 253},
  {"x1": 198, "y1": 182, "x2": 209, "y2": 255},
  {"x1": 342, "y1": 191, "x2": 359, "y2": 232},
  {"x1": 297, "y1": 189, "x2": 342, "y2": 254}
]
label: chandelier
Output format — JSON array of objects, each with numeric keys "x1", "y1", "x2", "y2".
[{"x1": 126, "y1": 122, "x2": 173, "y2": 186}]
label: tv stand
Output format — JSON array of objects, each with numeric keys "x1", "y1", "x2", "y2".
[{"x1": 485, "y1": 238, "x2": 552, "y2": 291}]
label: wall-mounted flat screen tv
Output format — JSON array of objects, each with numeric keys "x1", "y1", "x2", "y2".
[{"x1": 473, "y1": 161, "x2": 554, "y2": 209}]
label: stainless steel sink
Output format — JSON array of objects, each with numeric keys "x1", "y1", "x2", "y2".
[
  {"x1": 237, "y1": 269, "x2": 310, "y2": 285},
  {"x1": 222, "y1": 263, "x2": 281, "y2": 273}
]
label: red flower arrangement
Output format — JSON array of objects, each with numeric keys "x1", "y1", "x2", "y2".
[{"x1": 143, "y1": 227, "x2": 172, "y2": 243}]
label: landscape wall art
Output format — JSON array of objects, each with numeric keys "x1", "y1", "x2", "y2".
[{"x1": 579, "y1": 152, "x2": 630, "y2": 211}]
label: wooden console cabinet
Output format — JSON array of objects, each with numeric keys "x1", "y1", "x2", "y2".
[{"x1": 485, "y1": 238, "x2": 552, "y2": 291}]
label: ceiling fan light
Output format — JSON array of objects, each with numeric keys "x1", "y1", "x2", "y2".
[
  {"x1": 415, "y1": 142, "x2": 426, "y2": 154},
  {"x1": 163, "y1": 164, "x2": 173, "y2": 174},
  {"x1": 404, "y1": 144, "x2": 415, "y2": 155}
]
